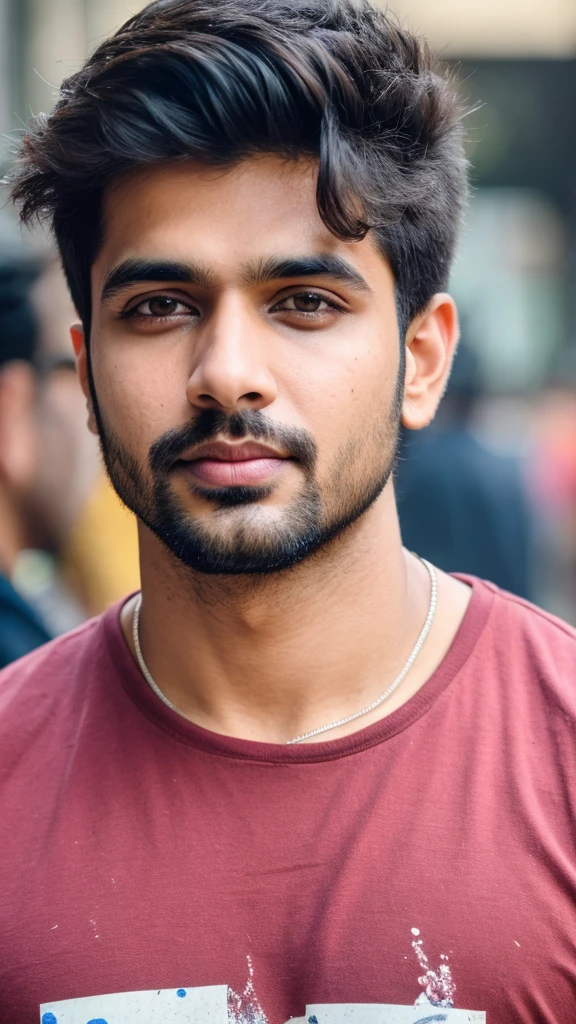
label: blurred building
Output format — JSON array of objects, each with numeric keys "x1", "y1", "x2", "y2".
[
  {"x1": 396, "y1": 0, "x2": 576, "y2": 393},
  {"x1": 396, "y1": 0, "x2": 576, "y2": 56}
]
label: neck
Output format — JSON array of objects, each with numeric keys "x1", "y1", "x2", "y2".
[{"x1": 122, "y1": 485, "x2": 471, "y2": 743}]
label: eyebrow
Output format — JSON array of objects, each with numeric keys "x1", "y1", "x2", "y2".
[
  {"x1": 244, "y1": 254, "x2": 371, "y2": 291},
  {"x1": 100, "y1": 252, "x2": 371, "y2": 303},
  {"x1": 101, "y1": 258, "x2": 217, "y2": 302}
]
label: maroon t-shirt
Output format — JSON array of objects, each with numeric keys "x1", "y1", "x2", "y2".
[{"x1": 1, "y1": 577, "x2": 576, "y2": 1023}]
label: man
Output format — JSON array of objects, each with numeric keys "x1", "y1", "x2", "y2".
[{"x1": 2, "y1": 2, "x2": 576, "y2": 1022}]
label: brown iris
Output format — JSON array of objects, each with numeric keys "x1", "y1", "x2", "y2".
[{"x1": 292, "y1": 293, "x2": 324, "y2": 312}]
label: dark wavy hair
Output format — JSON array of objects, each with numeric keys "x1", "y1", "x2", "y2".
[{"x1": 10, "y1": 0, "x2": 468, "y2": 336}]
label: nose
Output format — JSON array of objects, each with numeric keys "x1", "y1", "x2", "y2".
[{"x1": 186, "y1": 295, "x2": 278, "y2": 414}]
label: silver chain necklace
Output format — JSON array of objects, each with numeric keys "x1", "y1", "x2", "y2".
[{"x1": 131, "y1": 558, "x2": 438, "y2": 745}]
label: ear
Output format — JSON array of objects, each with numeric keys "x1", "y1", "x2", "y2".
[
  {"x1": 0, "y1": 361, "x2": 37, "y2": 489},
  {"x1": 70, "y1": 323, "x2": 98, "y2": 436},
  {"x1": 401, "y1": 293, "x2": 460, "y2": 431}
]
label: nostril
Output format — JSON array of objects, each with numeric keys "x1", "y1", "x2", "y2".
[{"x1": 242, "y1": 392, "x2": 262, "y2": 402}]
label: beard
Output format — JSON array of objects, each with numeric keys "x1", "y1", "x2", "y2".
[{"x1": 90, "y1": 372, "x2": 404, "y2": 576}]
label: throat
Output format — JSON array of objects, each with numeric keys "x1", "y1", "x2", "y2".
[{"x1": 120, "y1": 543, "x2": 451, "y2": 745}]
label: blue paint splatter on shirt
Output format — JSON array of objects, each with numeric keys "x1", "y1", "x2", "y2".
[
  {"x1": 42, "y1": 1015, "x2": 57, "y2": 1024},
  {"x1": 414, "y1": 1016, "x2": 448, "y2": 1024},
  {"x1": 177, "y1": 989, "x2": 187, "y2": 997}
]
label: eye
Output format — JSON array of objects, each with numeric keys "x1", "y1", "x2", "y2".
[
  {"x1": 272, "y1": 292, "x2": 337, "y2": 314},
  {"x1": 128, "y1": 296, "x2": 195, "y2": 318}
]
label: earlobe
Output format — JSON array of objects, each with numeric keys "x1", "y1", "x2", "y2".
[
  {"x1": 70, "y1": 324, "x2": 99, "y2": 436},
  {"x1": 401, "y1": 294, "x2": 459, "y2": 432}
]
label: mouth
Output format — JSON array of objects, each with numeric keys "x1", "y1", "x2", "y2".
[{"x1": 175, "y1": 440, "x2": 291, "y2": 488}]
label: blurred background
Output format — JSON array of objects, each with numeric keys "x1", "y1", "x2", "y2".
[{"x1": 0, "y1": 0, "x2": 576, "y2": 664}]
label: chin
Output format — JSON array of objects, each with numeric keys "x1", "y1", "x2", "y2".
[{"x1": 154, "y1": 519, "x2": 324, "y2": 576}]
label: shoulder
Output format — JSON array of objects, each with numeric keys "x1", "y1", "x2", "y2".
[
  {"x1": 478, "y1": 578, "x2": 576, "y2": 649},
  {"x1": 0, "y1": 614, "x2": 107, "y2": 730},
  {"x1": 464, "y1": 577, "x2": 576, "y2": 712},
  {"x1": 0, "y1": 601, "x2": 138, "y2": 799}
]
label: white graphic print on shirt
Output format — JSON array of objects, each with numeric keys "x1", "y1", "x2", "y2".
[
  {"x1": 39, "y1": 933, "x2": 485, "y2": 1024},
  {"x1": 40, "y1": 990, "x2": 485, "y2": 1024}
]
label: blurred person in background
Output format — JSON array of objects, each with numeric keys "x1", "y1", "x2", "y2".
[
  {"x1": 0, "y1": 248, "x2": 53, "y2": 664},
  {"x1": 527, "y1": 381, "x2": 576, "y2": 623},
  {"x1": 29, "y1": 254, "x2": 140, "y2": 617},
  {"x1": 0, "y1": 243, "x2": 140, "y2": 664},
  {"x1": 396, "y1": 338, "x2": 533, "y2": 598}
]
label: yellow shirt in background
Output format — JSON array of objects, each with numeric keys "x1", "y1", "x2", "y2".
[{"x1": 63, "y1": 474, "x2": 140, "y2": 616}]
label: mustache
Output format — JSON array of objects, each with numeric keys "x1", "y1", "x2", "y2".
[{"x1": 149, "y1": 409, "x2": 317, "y2": 476}]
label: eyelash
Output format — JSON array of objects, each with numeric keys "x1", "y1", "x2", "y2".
[
  {"x1": 269, "y1": 293, "x2": 342, "y2": 315},
  {"x1": 121, "y1": 298, "x2": 194, "y2": 320},
  {"x1": 121, "y1": 291, "x2": 345, "y2": 321}
]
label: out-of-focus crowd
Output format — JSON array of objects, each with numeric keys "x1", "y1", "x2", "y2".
[
  {"x1": 0, "y1": 237, "x2": 139, "y2": 668},
  {"x1": 397, "y1": 344, "x2": 576, "y2": 625}
]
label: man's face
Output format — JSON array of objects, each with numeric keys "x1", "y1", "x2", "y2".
[{"x1": 88, "y1": 157, "x2": 403, "y2": 574}]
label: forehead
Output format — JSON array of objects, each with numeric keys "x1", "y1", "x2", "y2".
[{"x1": 93, "y1": 156, "x2": 391, "y2": 288}]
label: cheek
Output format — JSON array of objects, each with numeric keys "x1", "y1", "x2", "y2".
[
  {"x1": 90, "y1": 336, "x2": 191, "y2": 447},
  {"x1": 290, "y1": 331, "x2": 398, "y2": 453}
]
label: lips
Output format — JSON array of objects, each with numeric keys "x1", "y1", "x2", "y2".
[{"x1": 177, "y1": 440, "x2": 289, "y2": 487}]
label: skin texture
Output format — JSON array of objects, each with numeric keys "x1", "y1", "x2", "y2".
[{"x1": 74, "y1": 155, "x2": 471, "y2": 744}]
